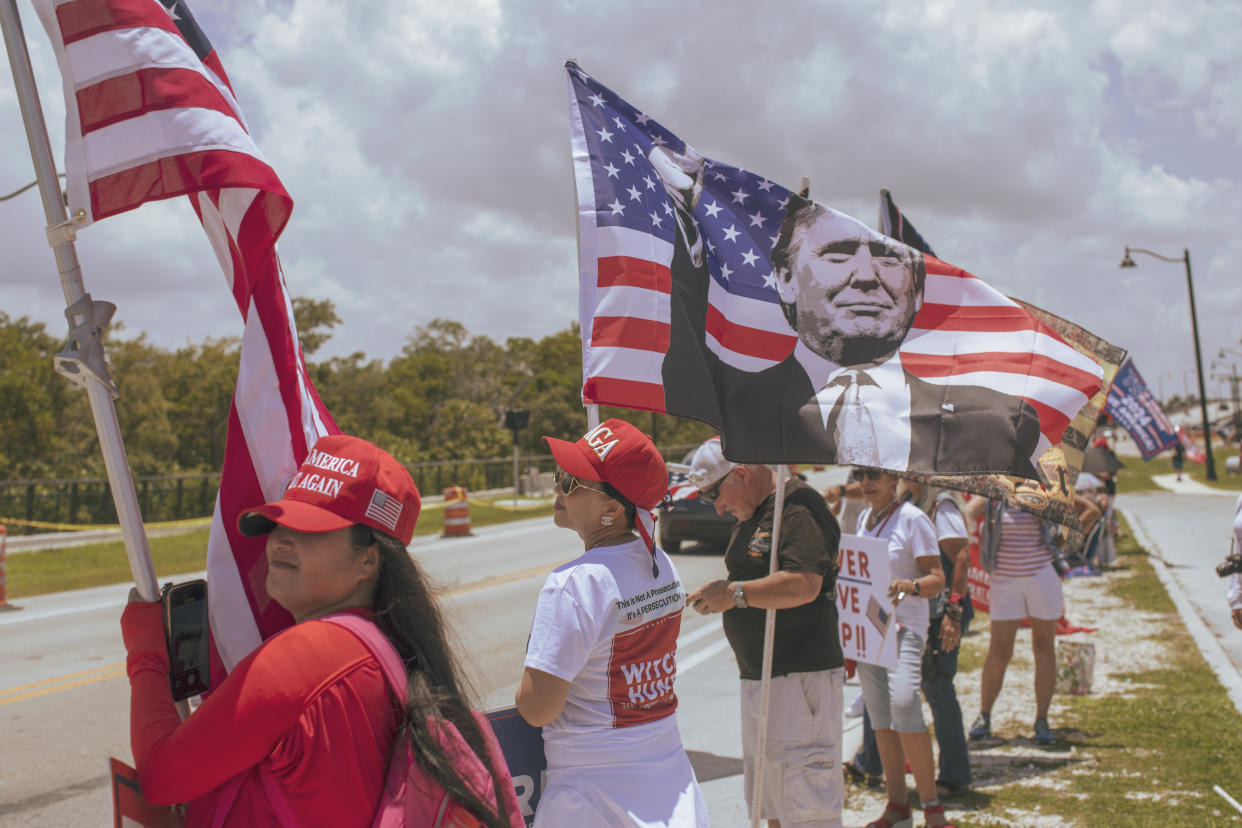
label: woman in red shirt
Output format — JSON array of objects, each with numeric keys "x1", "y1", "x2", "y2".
[{"x1": 121, "y1": 434, "x2": 519, "y2": 827}]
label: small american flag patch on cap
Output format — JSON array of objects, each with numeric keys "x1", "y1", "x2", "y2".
[{"x1": 365, "y1": 489, "x2": 403, "y2": 532}]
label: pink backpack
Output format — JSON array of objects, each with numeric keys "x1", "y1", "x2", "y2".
[{"x1": 212, "y1": 613, "x2": 523, "y2": 828}]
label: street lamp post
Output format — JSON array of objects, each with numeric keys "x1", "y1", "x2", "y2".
[{"x1": 1120, "y1": 246, "x2": 1217, "y2": 480}]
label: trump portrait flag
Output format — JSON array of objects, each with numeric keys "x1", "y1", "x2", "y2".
[
  {"x1": 567, "y1": 62, "x2": 1105, "y2": 477},
  {"x1": 34, "y1": 0, "x2": 336, "y2": 671}
]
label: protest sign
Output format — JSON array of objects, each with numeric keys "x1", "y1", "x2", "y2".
[
  {"x1": 836, "y1": 534, "x2": 897, "y2": 668},
  {"x1": 967, "y1": 521, "x2": 992, "y2": 615},
  {"x1": 486, "y1": 706, "x2": 546, "y2": 826},
  {"x1": 109, "y1": 757, "x2": 180, "y2": 828}
]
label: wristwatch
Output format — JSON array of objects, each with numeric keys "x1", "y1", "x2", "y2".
[
  {"x1": 912, "y1": 580, "x2": 921, "y2": 596},
  {"x1": 732, "y1": 581, "x2": 748, "y2": 609}
]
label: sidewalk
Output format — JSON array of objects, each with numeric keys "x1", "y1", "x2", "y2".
[{"x1": 1149, "y1": 472, "x2": 1230, "y2": 495}]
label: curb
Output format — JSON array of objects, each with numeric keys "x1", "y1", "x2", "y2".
[{"x1": 1122, "y1": 507, "x2": 1242, "y2": 717}]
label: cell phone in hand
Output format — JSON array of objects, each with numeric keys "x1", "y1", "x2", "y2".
[{"x1": 162, "y1": 580, "x2": 211, "y2": 701}]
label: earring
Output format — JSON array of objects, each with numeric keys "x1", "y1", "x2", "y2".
[{"x1": 600, "y1": 514, "x2": 614, "y2": 526}]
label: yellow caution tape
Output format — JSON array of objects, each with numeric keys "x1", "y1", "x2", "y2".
[{"x1": 0, "y1": 515, "x2": 213, "y2": 532}]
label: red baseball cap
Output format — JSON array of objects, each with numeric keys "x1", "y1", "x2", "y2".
[
  {"x1": 237, "y1": 434, "x2": 421, "y2": 545},
  {"x1": 543, "y1": 418, "x2": 667, "y2": 510}
]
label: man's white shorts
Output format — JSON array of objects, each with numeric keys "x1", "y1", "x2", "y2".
[
  {"x1": 739, "y1": 668, "x2": 844, "y2": 828},
  {"x1": 988, "y1": 565, "x2": 1062, "y2": 621}
]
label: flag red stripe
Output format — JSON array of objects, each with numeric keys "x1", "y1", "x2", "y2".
[
  {"x1": 583, "y1": 376, "x2": 666, "y2": 412},
  {"x1": 704, "y1": 304, "x2": 796, "y2": 362},
  {"x1": 902, "y1": 351, "x2": 1101, "y2": 395},
  {"x1": 913, "y1": 303, "x2": 1039, "y2": 332},
  {"x1": 57, "y1": 0, "x2": 177, "y2": 45},
  {"x1": 88, "y1": 149, "x2": 284, "y2": 221},
  {"x1": 77, "y1": 67, "x2": 239, "y2": 134},
  {"x1": 1022, "y1": 398, "x2": 1070, "y2": 447},
  {"x1": 591, "y1": 315, "x2": 670, "y2": 352},
  {"x1": 251, "y1": 274, "x2": 319, "y2": 460},
  {"x1": 597, "y1": 255, "x2": 672, "y2": 292}
]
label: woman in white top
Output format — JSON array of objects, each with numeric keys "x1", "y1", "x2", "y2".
[
  {"x1": 516, "y1": 418, "x2": 708, "y2": 828},
  {"x1": 852, "y1": 469, "x2": 951, "y2": 828}
]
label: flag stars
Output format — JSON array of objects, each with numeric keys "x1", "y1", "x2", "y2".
[
  {"x1": 642, "y1": 175, "x2": 657, "y2": 191},
  {"x1": 649, "y1": 211, "x2": 664, "y2": 228},
  {"x1": 603, "y1": 162, "x2": 620, "y2": 178},
  {"x1": 607, "y1": 199, "x2": 625, "y2": 216},
  {"x1": 703, "y1": 200, "x2": 723, "y2": 218},
  {"x1": 626, "y1": 185, "x2": 642, "y2": 202},
  {"x1": 651, "y1": 134, "x2": 667, "y2": 146},
  {"x1": 160, "y1": 0, "x2": 181, "y2": 20},
  {"x1": 712, "y1": 171, "x2": 727, "y2": 182},
  {"x1": 757, "y1": 179, "x2": 775, "y2": 192},
  {"x1": 596, "y1": 126, "x2": 614, "y2": 143},
  {"x1": 722, "y1": 225, "x2": 740, "y2": 243},
  {"x1": 621, "y1": 148, "x2": 636, "y2": 165},
  {"x1": 635, "y1": 112, "x2": 652, "y2": 125},
  {"x1": 778, "y1": 195, "x2": 791, "y2": 210},
  {"x1": 613, "y1": 116, "x2": 627, "y2": 129},
  {"x1": 762, "y1": 271, "x2": 778, "y2": 289},
  {"x1": 719, "y1": 263, "x2": 733, "y2": 282},
  {"x1": 741, "y1": 249, "x2": 759, "y2": 267},
  {"x1": 731, "y1": 188, "x2": 750, "y2": 205},
  {"x1": 748, "y1": 210, "x2": 766, "y2": 228},
  {"x1": 588, "y1": 92, "x2": 606, "y2": 108},
  {"x1": 663, "y1": 202, "x2": 674, "y2": 216}
]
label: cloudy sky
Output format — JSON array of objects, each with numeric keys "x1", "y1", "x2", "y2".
[{"x1": 2, "y1": 0, "x2": 1239, "y2": 406}]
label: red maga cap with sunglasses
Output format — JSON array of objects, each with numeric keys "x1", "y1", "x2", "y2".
[
  {"x1": 543, "y1": 419, "x2": 668, "y2": 510},
  {"x1": 237, "y1": 434, "x2": 421, "y2": 545}
]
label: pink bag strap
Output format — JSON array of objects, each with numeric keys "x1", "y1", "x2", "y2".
[{"x1": 320, "y1": 612, "x2": 410, "y2": 700}]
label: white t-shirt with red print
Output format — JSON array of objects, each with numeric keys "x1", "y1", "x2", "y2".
[{"x1": 525, "y1": 538, "x2": 686, "y2": 751}]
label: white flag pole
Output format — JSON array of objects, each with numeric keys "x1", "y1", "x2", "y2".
[
  {"x1": 749, "y1": 463, "x2": 789, "y2": 828},
  {"x1": 1, "y1": 0, "x2": 158, "y2": 601}
]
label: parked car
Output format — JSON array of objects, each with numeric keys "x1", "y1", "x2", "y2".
[{"x1": 658, "y1": 452, "x2": 736, "y2": 553}]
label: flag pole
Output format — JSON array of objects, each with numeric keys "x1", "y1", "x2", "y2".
[
  {"x1": 1, "y1": 0, "x2": 159, "y2": 601},
  {"x1": 749, "y1": 463, "x2": 789, "y2": 828}
]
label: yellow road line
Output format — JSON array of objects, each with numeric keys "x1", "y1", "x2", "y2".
[
  {"x1": 0, "y1": 563, "x2": 562, "y2": 708},
  {"x1": 444, "y1": 561, "x2": 568, "y2": 596},
  {"x1": 0, "y1": 664, "x2": 126, "y2": 707}
]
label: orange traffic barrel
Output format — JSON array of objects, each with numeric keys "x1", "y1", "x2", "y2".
[{"x1": 441, "y1": 487, "x2": 473, "y2": 537}]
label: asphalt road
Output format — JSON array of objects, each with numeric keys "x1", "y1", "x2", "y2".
[{"x1": 1118, "y1": 489, "x2": 1242, "y2": 678}]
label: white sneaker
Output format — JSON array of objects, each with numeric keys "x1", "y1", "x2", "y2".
[{"x1": 845, "y1": 693, "x2": 865, "y2": 718}]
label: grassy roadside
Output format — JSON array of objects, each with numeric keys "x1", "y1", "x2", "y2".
[
  {"x1": 944, "y1": 516, "x2": 1242, "y2": 826},
  {"x1": 1117, "y1": 445, "x2": 1242, "y2": 493},
  {"x1": 5, "y1": 496, "x2": 554, "y2": 599}
]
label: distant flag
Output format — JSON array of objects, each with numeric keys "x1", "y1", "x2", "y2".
[
  {"x1": 34, "y1": 0, "x2": 336, "y2": 672},
  {"x1": 1105, "y1": 361, "x2": 1179, "y2": 460},
  {"x1": 879, "y1": 189, "x2": 1126, "y2": 529},
  {"x1": 664, "y1": 465, "x2": 699, "y2": 503},
  {"x1": 1177, "y1": 426, "x2": 1208, "y2": 464},
  {"x1": 566, "y1": 61, "x2": 1104, "y2": 475}
]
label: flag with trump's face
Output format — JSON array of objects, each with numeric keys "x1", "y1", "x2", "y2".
[
  {"x1": 34, "y1": 0, "x2": 336, "y2": 676},
  {"x1": 567, "y1": 61, "x2": 1109, "y2": 480}
]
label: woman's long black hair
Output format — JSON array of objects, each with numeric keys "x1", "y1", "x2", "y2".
[{"x1": 350, "y1": 525, "x2": 511, "y2": 828}]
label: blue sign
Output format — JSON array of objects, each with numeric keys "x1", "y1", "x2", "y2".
[
  {"x1": 486, "y1": 706, "x2": 546, "y2": 826},
  {"x1": 1105, "y1": 361, "x2": 1178, "y2": 459}
]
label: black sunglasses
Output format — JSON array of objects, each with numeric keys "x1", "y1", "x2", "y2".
[
  {"x1": 850, "y1": 469, "x2": 886, "y2": 482},
  {"x1": 698, "y1": 475, "x2": 727, "y2": 505},
  {"x1": 555, "y1": 469, "x2": 607, "y2": 497}
]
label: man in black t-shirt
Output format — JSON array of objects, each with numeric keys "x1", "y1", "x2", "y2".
[{"x1": 685, "y1": 438, "x2": 844, "y2": 828}]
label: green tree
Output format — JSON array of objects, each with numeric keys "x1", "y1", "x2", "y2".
[{"x1": 291, "y1": 296, "x2": 341, "y2": 356}]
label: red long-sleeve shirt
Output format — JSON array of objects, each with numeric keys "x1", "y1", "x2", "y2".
[{"x1": 122, "y1": 602, "x2": 399, "y2": 827}]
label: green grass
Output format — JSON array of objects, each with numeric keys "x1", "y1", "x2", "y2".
[
  {"x1": 946, "y1": 515, "x2": 1242, "y2": 826},
  {"x1": 1115, "y1": 444, "x2": 1242, "y2": 493},
  {"x1": 5, "y1": 496, "x2": 554, "y2": 599}
]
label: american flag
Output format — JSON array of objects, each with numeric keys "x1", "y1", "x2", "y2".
[
  {"x1": 365, "y1": 489, "x2": 403, "y2": 533},
  {"x1": 664, "y1": 466, "x2": 699, "y2": 504},
  {"x1": 34, "y1": 0, "x2": 336, "y2": 672},
  {"x1": 567, "y1": 62, "x2": 1103, "y2": 463}
]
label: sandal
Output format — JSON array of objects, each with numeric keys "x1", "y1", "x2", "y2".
[
  {"x1": 865, "y1": 800, "x2": 912, "y2": 828},
  {"x1": 922, "y1": 801, "x2": 956, "y2": 828}
]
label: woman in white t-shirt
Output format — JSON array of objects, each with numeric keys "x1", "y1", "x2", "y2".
[
  {"x1": 852, "y1": 469, "x2": 952, "y2": 828},
  {"x1": 516, "y1": 418, "x2": 708, "y2": 828}
]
